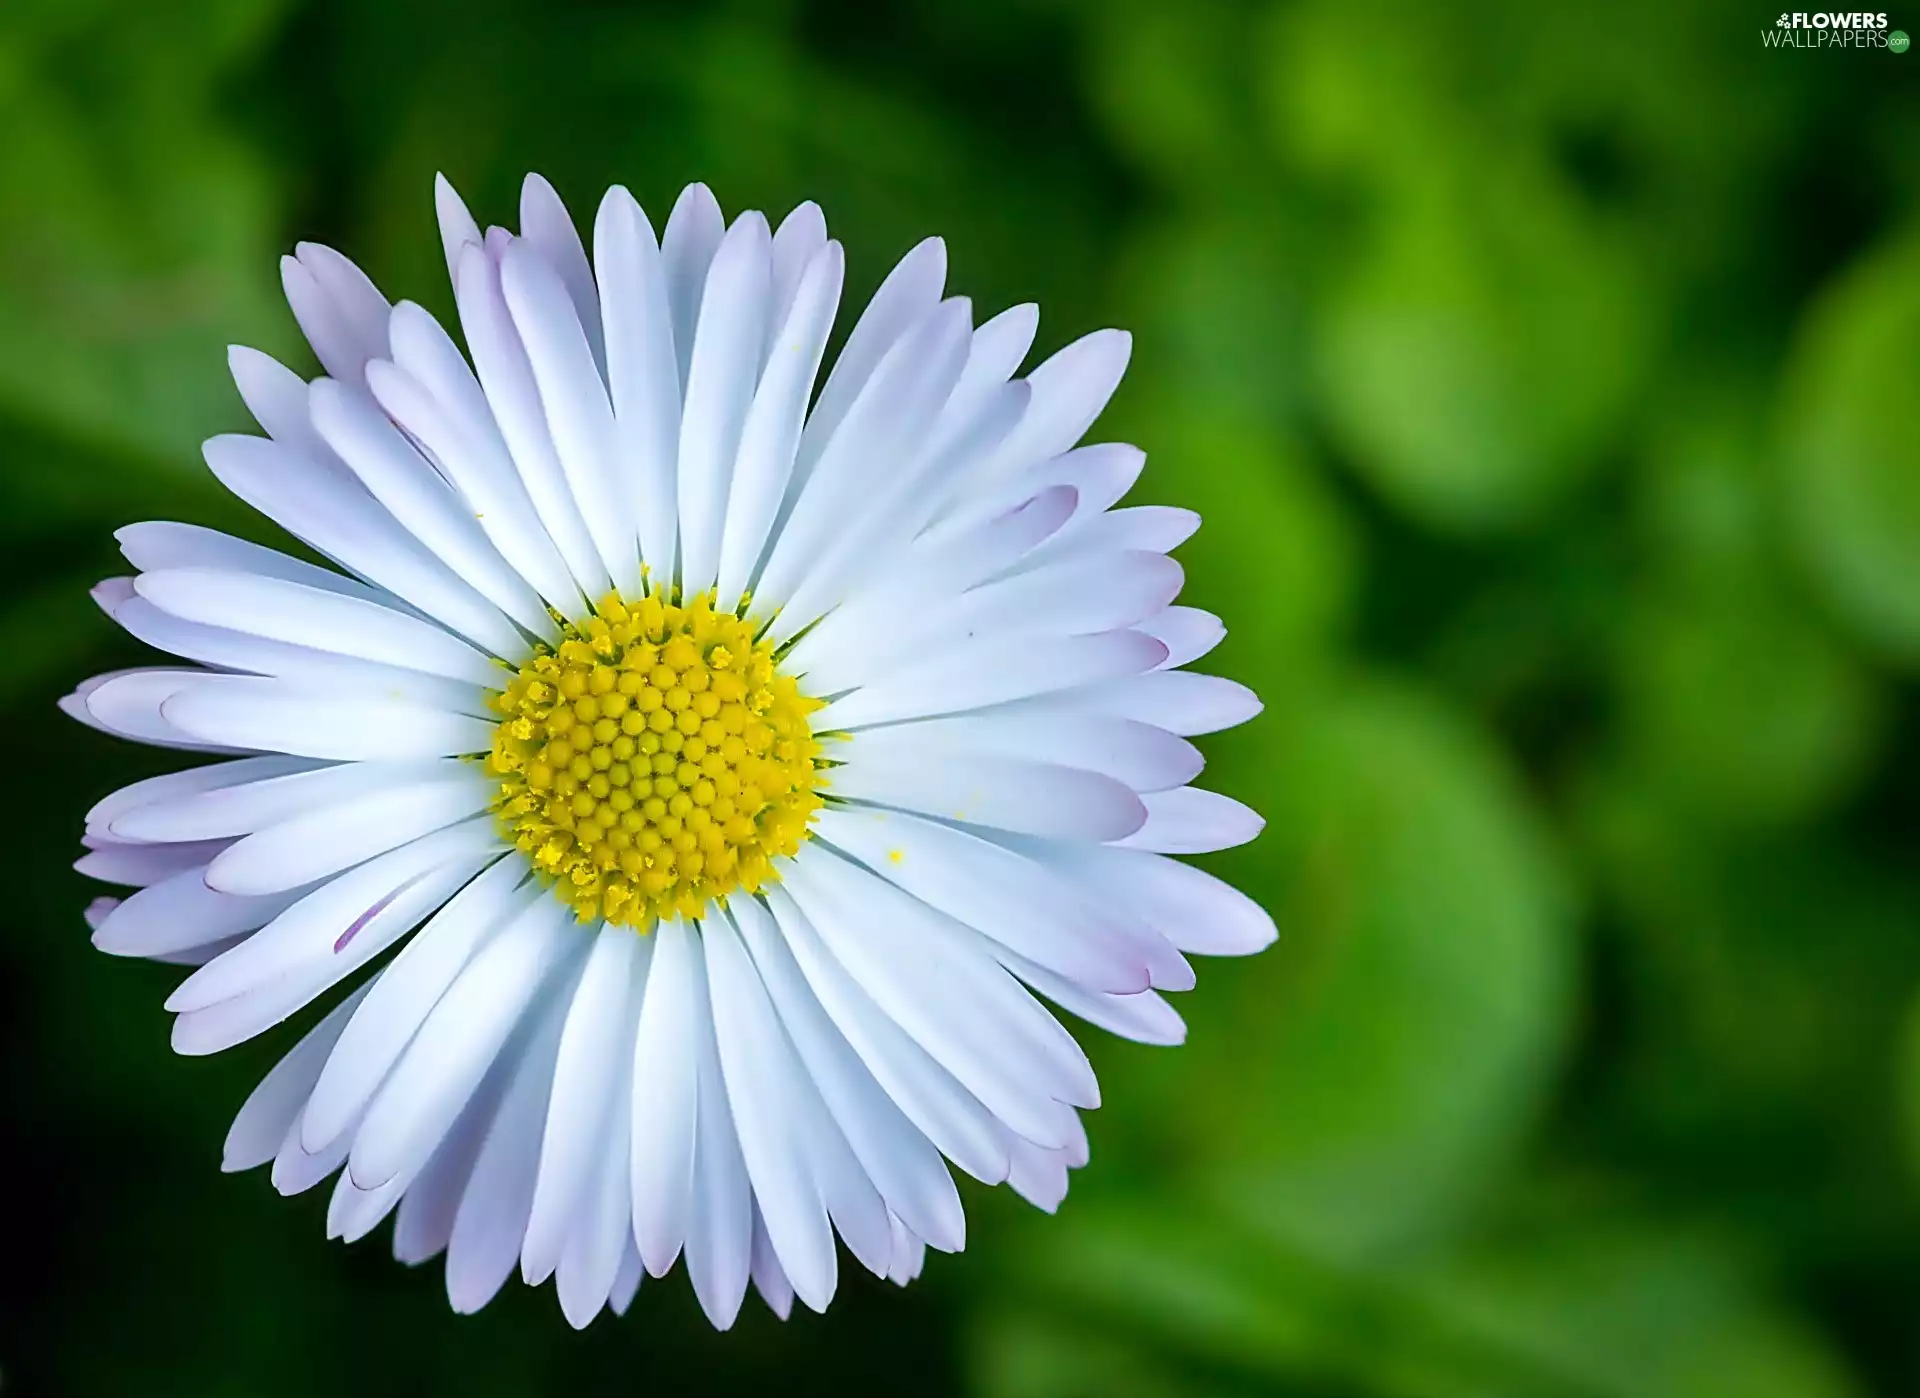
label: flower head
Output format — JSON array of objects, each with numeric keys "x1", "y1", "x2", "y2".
[{"x1": 69, "y1": 173, "x2": 1272, "y2": 1329}]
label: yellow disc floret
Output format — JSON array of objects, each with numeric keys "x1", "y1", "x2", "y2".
[{"x1": 486, "y1": 588, "x2": 825, "y2": 928}]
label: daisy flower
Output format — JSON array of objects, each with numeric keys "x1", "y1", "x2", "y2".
[{"x1": 68, "y1": 174, "x2": 1272, "y2": 1329}]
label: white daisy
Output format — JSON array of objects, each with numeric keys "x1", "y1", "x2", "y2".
[{"x1": 69, "y1": 173, "x2": 1273, "y2": 1329}]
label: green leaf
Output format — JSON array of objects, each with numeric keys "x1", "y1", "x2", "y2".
[
  {"x1": 0, "y1": 0, "x2": 293, "y2": 468},
  {"x1": 1120, "y1": 406, "x2": 1355, "y2": 687},
  {"x1": 1612, "y1": 571, "x2": 1884, "y2": 829},
  {"x1": 1781, "y1": 229, "x2": 1920, "y2": 663},
  {"x1": 1137, "y1": 679, "x2": 1576, "y2": 1259},
  {"x1": 972, "y1": 1195, "x2": 1861, "y2": 1398},
  {"x1": 1312, "y1": 166, "x2": 1650, "y2": 531},
  {"x1": 1269, "y1": 4, "x2": 1655, "y2": 531}
]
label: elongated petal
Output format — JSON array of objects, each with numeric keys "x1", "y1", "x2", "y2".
[
  {"x1": 830, "y1": 745, "x2": 1146, "y2": 842},
  {"x1": 814, "y1": 630, "x2": 1167, "y2": 731},
  {"x1": 629, "y1": 918, "x2": 700, "y2": 1277},
  {"x1": 817, "y1": 807, "x2": 1149, "y2": 993},
  {"x1": 221, "y1": 982, "x2": 372, "y2": 1172},
  {"x1": 1113, "y1": 786, "x2": 1265, "y2": 854},
  {"x1": 522, "y1": 925, "x2": 648, "y2": 1283},
  {"x1": 351, "y1": 897, "x2": 576, "y2": 1190},
  {"x1": 596, "y1": 186, "x2": 682, "y2": 581},
  {"x1": 734, "y1": 895, "x2": 964, "y2": 1252},
  {"x1": 303, "y1": 861, "x2": 536, "y2": 1151},
  {"x1": 136, "y1": 568, "x2": 502, "y2": 687},
  {"x1": 677, "y1": 212, "x2": 772, "y2": 597},
  {"x1": 162, "y1": 678, "x2": 493, "y2": 760}
]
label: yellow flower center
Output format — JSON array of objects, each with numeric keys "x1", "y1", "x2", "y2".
[{"x1": 486, "y1": 589, "x2": 825, "y2": 928}]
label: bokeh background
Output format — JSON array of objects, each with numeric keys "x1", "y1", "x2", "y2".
[{"x1": 3, "y1": 0, "x2": 1919, "y2": 1393}]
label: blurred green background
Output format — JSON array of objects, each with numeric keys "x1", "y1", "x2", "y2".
[{"x1": 4, "y1": 0, "x2": 1919, "y2": 1393}]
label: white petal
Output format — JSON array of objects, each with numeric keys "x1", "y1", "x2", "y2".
[
  {"x1": 660, "y1": 184, "x2": 725, "y2": 387},
  {"x1": 1070, "y1": 670, "x2": 1263, "y2": 736},
  {"x1": 519, "y1": 173, "x2": 605, "y2": 374},
  {"x1": 704, "y1": 913, "x2": 837, "y2": 1313},
  {"x1": 714, "y1": 240, "x2": 843, "y2": 609},
  {"x1": 1138, "y1": 606, "x2": 1226, "y2": 670},
  {"x1": 228, "y1": 345, "x2": 324, "y2": 450},
  {"x1": 629, "y1": 917, "x2": 700, "y2": 1277},
  {"x1": 113, "y1": 758, "x2": 456, "y2": 843},
  {"x1": 816, "y1": 628, "x2": 1166, "y2": 732},
  {"x1": 221, "y1": 981, "x2": 372, "y2": 1172},
  {"x1": 1113, "y1": 787, "x2": 1265, "y2": 854},
  {"x1": 392, "y1": 1061, "x2": 511, "y2": 1266},
  {"x1": 501, "y1": 239, "x2": 640, "y2": 593},
  {"x1": 116, "y1": 522, "x2": 384, "y2": 606},
  {"x1": 434, "y1": 173, "x2": 483, "y2": 288},
  {"x1": 749, "y1": 1205, "x2": 795, "y2": 1320},
  {"x1": 781, "y1": 851, "x2": 1095, "y2": 1144},
  {"x1": 764, "y1": 888, "x2": 1008, "y2": 1185},
  {"x1": 282, "y1": 247, "x2": 389, "y2": 388},
  {"x1": 791, "y1": 236, "x2": 945, "y2": 500},
  {"x1": 886, "y1": 1212, "x2": 926, "y2": 1286},
  {"x1": 595, "y1": 186, "x2": 682, "y2": 584},
  {"x1": 892, "y1": 428, "x2": 1076, "y2": 590},
  {"x1": 554, "y1": 1060, "x2": 634, "y2": 1329},
  {"x1": 148, "y1": 932, "x2": 249, "y2": 966},
  {"x1": 76, "y1": 833, "x2": 232, "y2": 887},
  {"x1": 756, "y1": 301, "x2": 972, "y2": 629},
  {"x1": 935, "y1": 549, "x2": 1182, "y2": 645},
  {"x1": 997, "y1": 947, "x2": 1188, "y2": 1046},
  {"x1": 722, "y1": 904, "x2": 895, "y2": 1279},
  {"x1": 733, "y1": 895, "x2": 965, "y2": 1252},
  {"x1": 768, "y1": 201, "x2": 827, "y2": 339},
  {"x1": 87, "y1": 754, "x2": 318, "y2": 838},
  {"x1": 304, "y1": 860, "x2": 536, "y2": 1151},
  {"x1": 350, "y1": 896, "x2": 576, "y2": 1190},
  {"x1": 374, "y1": 312, "x2": 582, "y2": 618},
  {"x1": 918, "y1": 303, "x2": 1038, "y2": 472},
  {"x1": 831, "y1": 742, "x2": 1146, "y2": 842},
  {"x1": 1006, "y1": 1137, "x2": 1071, "y2": 1214},
  {"x1": 161, "y1": 676, "x2": 494, "y2": 760},
  {"x1": 1025, "y1": 505, "x2": 1199, "y2": 567},
  {"x1": 168, "y1": 841, "x2": 492, "y2": 1060},
  {"x1": 453, "y1": 241, "x2": 610, "y2": 597},
  {"x1": 201, "y1": 432, "x2": 524, "y2": 654},
  {"x1": 309, "y1": 378, "x2": 554, "y2": 641},
  {"x1": 271, "y1": 1107, "x2": 353, "y2": 1197},
  {"x1": 684, "y1": 936, "x2": 753, "y2": 1330},
  {"x1": 92, "y1": 865, "x2": 301, "y2": 959},
  {"x1": 926, "y1": 439, "x2": 1143, "y2": 542},
  {"x1": 787, "y1": 481, "x2": 1077, "y2": 691},
  {"x1": 796, "y1": 1074, "x2": 892, "y2": 1280},
  {"x1": 165, "y1": 823, "x2": 500, "y2": 1014},
  {"x1": 978, "y1": 328, "x2": 1132, "y2": 486},
  {"x1": 522, "y1": 924, "x2": 648, "y2": 1284},
  {"x1": 776, "y1": 375, "x2": 1030, "y2": 637},
  {"x1": 676, "y1": 212, "x2": 772, "y2": 597},
  {"x1": 136, "y1": 568, "x2": 502, "y2": 686},
  {"x1": 79, "y1": 669, "x2": 243, "y2": 753},
  {"x1": 1020, "y1": 840, "x2": 1277, "y2": 957},
  {"x1": 444, "y1": 955, "x2": 580, "y2": 1314},
  {"x1": 103, "y1": 594, "x2": 487, "y2": 718},
  {"x1": 609, "y1": 1240, "x2": 645, "y2": 1316},
  {"x1": 328, "y1": 1170, "x2": 406, "y2": 1243},
  {"x1": 816, "y1": 807, "x2": 1149, "y2": 994},
  {"x1": 300, "y1": 243, "x2": 391, "y2": 371},
  {"x1": 851, "y1": 709, "x2": 1200, "y2": 795}
]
